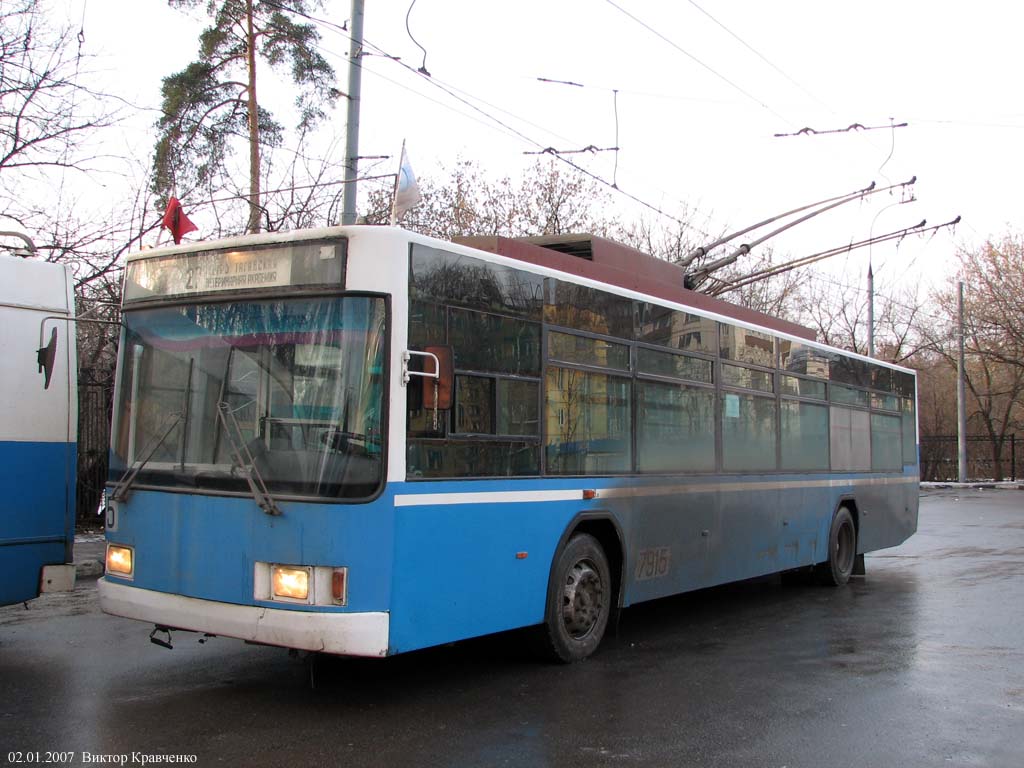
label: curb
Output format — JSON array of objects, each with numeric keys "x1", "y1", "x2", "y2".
[
  {"x1": 920, "y1": 481, "x2": 1024, "y2": 490},
  {"x1": 75, "y1": 559, "x2": 104, "y2": 578}
]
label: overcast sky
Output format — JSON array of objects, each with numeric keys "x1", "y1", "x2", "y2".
[{"x1": 67, "y1": 0, "x2": 1024, "y2": 296}]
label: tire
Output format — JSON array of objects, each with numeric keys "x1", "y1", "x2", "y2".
[
  {"x1": 818, "y1": 507, "x2": 857, "y2": 586},
  {"x1": 538, "y1": 533, "x2": 612, "y2": 663}
]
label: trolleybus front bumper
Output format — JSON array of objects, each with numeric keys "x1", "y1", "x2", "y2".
[{"x1": 98, "y1": 578, "x2": 389, "y2": 657}]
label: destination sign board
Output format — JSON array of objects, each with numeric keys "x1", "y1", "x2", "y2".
[{"x1": 124, "y1": 240, "x2": 345, "y2": 302}]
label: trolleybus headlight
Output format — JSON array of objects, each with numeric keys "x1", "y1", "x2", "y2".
[
  {"x1": 272, "y1": 565, "x2": 310, "y2": 600},
  {"x1": 106, "y1": 544, "x2": 134, "y2": 577}
]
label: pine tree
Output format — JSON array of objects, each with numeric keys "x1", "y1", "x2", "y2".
[{"x1": 153, "y1": 0, "x2": 342, "y2": 233}]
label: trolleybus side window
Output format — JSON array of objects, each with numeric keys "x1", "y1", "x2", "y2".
[
  {"x1": 636, "y1": 380, "x2": 715, "y2": 472},
  {"x1": 407, "y1": 245, "x2": 543, "y2": 478},
  {"x1": 406, "y1": 245, "x2": 915, "y2": 480},
  {"x1": 544, "y1": 367, "x2": 632, "y2": 475},
  {"x1": 635, "y1": 303, "x2": 716, "y2": 354},
  {"x1": 830, "y1": 406, "x2": 871, "y2": 471},
  {"x1": 780, "y1": 400, "x2": 829, "y2": 471},
  {"x1": 722, "y1": 390, "x2": 778, "y2": 472},
  {"x1": 871, "y1": 412, "x2": 903, "y2": 471},
  {"x1": 779, "y1": 374, "x2": 826, "y2": 399},
  {"x1": 543, "y1": 279, "x2": 632, "y2": 339},
  {"x1": 636, "y1": 347, "x2": 713, "y2": 384}
]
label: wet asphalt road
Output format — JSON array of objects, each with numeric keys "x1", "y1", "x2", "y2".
[{"x1": 1, "y1": 488, "x2": 1022, "y2": 768}]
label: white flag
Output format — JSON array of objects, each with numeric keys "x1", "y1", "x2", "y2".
[{"x1": 390, "y1": 143, "x2": 422, "y2": 225}]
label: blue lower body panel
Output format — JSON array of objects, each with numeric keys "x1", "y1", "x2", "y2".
[
  {"x1": 0, "y1": 440, "x2": 76, "y2": 606},
  {"x1": 102, "y1": 470, "x2": 919, "y2": 655},
  {"x1": 0, "y1": 540, "x2": 67, "y2": 606}
]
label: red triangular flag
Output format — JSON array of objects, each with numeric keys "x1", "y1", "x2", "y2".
[{"x1": 162, "y1": 197, "x2": 198, "y2": 245}]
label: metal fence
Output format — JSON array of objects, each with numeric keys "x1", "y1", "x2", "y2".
[
  {"x1": 77, "y1": 374, "x2": 114, "y2": 525},
  {"x1": 919, "y1": 434, "x2": 1019, "y2": 482}
]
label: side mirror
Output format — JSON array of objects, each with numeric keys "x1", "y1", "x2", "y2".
[
  {"x1": 423, "y1": 345, "x2": 453, "y2": 410},
  {"x1": 37, "y1": 327, "x2": 57, "y2": 389}
]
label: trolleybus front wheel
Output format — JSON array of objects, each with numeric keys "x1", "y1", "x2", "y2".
[
  {"x1": 819, "y1": 507, "x2": 857, "y2": 586},
  {"x1": 539, "y1": 533, "x2": 611, "y2": 663}
]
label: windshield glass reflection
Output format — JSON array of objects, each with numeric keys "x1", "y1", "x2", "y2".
[{"x1": 110, "y1": 296, "x2": 386, "y2": 500}]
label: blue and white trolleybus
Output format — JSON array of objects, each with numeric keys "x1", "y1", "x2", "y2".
[
  {"x1": 99, "y1": 226, "x2": 919, "y2": 661},
  {"x1": 0, "y1": 252, "x2": 78, "y2": 606}
]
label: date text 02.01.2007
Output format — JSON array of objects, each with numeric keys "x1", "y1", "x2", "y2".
[{"x1": 7, "y1": 755, "x2": 77, "y2": 765}]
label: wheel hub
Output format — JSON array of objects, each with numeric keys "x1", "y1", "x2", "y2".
[{"x1": 562, "y1": 560, "x2": 604, "y2": 639}]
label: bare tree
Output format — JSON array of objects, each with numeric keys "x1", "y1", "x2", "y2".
[
  {"x1": 614, "y1": 209, "x2": 707, "y2": 265},
  {"x1": 362, "y1": 158, "x2": 615, "y2": 241},
  {"x1": 705, "y1": 249, "x2": 806, "y2": 321},
  {"x1": 0, "y1": 0, "x2": 146, "y2": 283},
  {"x1": 920, "y1": 239, "x2": 1024, "y2": 480},
  {"x1": 789, "y1": 273, "x2": 927, "y2": 363},
  {"x1": 953, "y1": 234, "x2": 1024, "y2": 370},
  {"x1": 0, "y1": 0, "x2": 119, "y2": 199}
]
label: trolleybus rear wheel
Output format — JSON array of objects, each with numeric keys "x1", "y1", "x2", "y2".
[
  {"x1": 819, "y1": 507, "x2": 857, "y2": 586},
  {"x1": 540, "y1": 533, "x2": 611, "y2": 663}
]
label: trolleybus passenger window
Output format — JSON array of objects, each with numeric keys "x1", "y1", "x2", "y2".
[
  {"x1": 548, "y1": 331, "x2": 630, "y2": 371},
  {"x1": 719, "y1": 323, "x2": 775, "y2": 368},
  {"x1": 871, "y1": 392, "x2": 900, "y2": 412},
  {"x1": 454, "y1": 376, "x2": 493, "y2": 434},
  {"x1": 902, "y1": 398, "x2": 917, "y2": 464},
  {"x1": 406, "y1": 252, "x2": 543, "y2": 477},
  {"x1": 871, "y1": 413, "x2": 903, "y2": 471},
  {"x1": 871, "y1": 364, "x2": 894, "y2": 393},
  {"x1": 830, "y1": 406, "x2": 871, "y2": 470},
  {"x1": 894, "y1": 370, "x2": 915, "y2": 398},
  {"x1": 779, "y1": 339, "x2": 829, "y2": 378},
  {"x1": 543, "y1": 279, "x2": 633, "y2": 339},
  {"x1": 448, "y1": 307, "x2": 541, "y2": 375},
  {"x1": 410, "y1": 246, "x2": 543, "y2": 319},
  {"x1": 828, "y1": 355, "x2": 871, "y2": 388},
  {"x1": 779, "y1": 374, "x2": 826, "y2": 400},
  {"x1": 409, "y1": 300, "x2": 446, "y2": 349},
  {"x1": 636, "y1": 381, "x2": 715, "y2": 472},
  {"x1": 544, "y1": 367, "x2": 631, "y2": 475},
  {"x1": 635, "y1": 304, "x2": 716, "y2": 354},
  {"x1": 496, "y1": 379, "x2": 539, "y2": 436},
  {"x1": 780, "y1": 400, "x2": 829, "y2": 470},
  {"x1": 721, "y1": 363, "x2": 774, "y2": 393},
  {"x1": 831, "y1": 384, "x2": 870, "y2": 409},
  {"x1": 721, "y1": 392, "x2": 777, "y2": 472},
  {"x1": 636, "y1": 347, "x2": 713, "y2": 384}
]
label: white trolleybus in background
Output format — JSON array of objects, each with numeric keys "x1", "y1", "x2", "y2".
[
  {"x1": 98, "y1": 226, "x2": 919, "y2": 662},
  {"x1": 0, "y1": 246, "x2": 78, "y2": 606}
]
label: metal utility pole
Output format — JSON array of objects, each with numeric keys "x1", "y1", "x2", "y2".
[
  {"x1": 957, "y1": 281, "x2": 968, "y2": 483},
  {"x1": 867, "y1": 261, "x2": 875, "y2": 358},
  {"x1": 341, "y1": 0, "x2": 365, "y2": 226}
]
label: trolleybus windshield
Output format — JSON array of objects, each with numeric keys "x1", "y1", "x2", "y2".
[{"x1": 109, "y1": 295, "x2": 386, "y2": 500}]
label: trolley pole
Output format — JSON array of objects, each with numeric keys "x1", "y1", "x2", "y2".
[
  {"x1": 341, "y1": 0, "x2": 365, "y2": 226},
  {"x1": 957, "y1": 281, "x2": 968, "y2": 483}
]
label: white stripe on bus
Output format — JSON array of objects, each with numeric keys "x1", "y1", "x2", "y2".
[
  {"x1": 392, "y1": 475, "x2": 918, "y2": 507},
  {"x1": 394, "y1": 489, "x2": 586, "y2": 507}
]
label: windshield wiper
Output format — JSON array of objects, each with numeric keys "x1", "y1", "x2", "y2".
[
  {"x1": 216, "y1": 400, "x2": 282, "y2": 516},
  {"x1": 111, "y1": 412, "x2": 183, "y2": 502}
]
